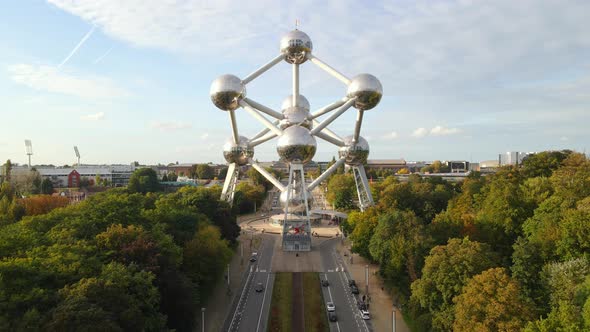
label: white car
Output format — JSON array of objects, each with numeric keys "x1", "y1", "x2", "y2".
[
  {"x1": 326, "y1": 302, "x2": 335, "y2": 312},
  {"x1": 360, "y1": 309, "x2": 370, "y2": 320}
]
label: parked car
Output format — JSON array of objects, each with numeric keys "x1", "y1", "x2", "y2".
[
  {"x1": 349, "y1": 279, "x2": 356, "y2": 287},
  {"x1": 326, "y1": 302, "x2": 335, "y2": 312},
  {"x1": 321, "y1": 279, "x2": 330, "y2": 287},
  {"x1": 328, "y1": 311, "x2": 338, "y2": 322},
  {"x1": 250, "y1": 252, "x2": 258, "y2": 262},
  {"x1": 351, "y1": 285, "x2": 359, "y2": 294},
  {"x1": 255, "y1": 282, "x2": 264, "y2": 292},
  {"x1": 360, "y1": 309, "x2": 370, "y2": 320}
]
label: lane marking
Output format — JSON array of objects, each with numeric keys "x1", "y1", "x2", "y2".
[{"x1": 256, "y1": 273, "x2": 272, "y2": 332}]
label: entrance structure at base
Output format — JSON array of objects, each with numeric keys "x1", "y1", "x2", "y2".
[{"x1": 210, "y1": 29, "x2": 383, "y2": 251}]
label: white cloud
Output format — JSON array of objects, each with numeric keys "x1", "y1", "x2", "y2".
[
  {"x1": 430, "y1": 126, "x2": 460, "y2": 136},
  {"x1": 381, "y1": 131, "x2": 399, "y2": 140},
  {"x1": 7, "y1": 64, "x2": 126, "y2": 99},
  {"x1": 80, "y1": 112, "x2": 105, "y2": 121},
  {"x1": 151, "y1": 121, "x2": 192, "y2": 131},
  {"x1": 411, "y1": 128, "x2": 428, "y2": 138},
  {"x1": 200, "y1": 133, "x2": 209, "y2": 140}
]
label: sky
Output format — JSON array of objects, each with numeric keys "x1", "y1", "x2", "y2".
[{"x1": 1, "y1": 0, "x2": 589, "y2": 166}]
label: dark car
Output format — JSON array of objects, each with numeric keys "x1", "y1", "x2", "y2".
[
  {"x1": 351, "y1": 285, "x2": 359, "y2": 294},
  {"x1": 349, "y1": 279, "x2": 356, "y2": 287},
  {"x1": 250, "y1": 252, "x2": 258, "y2": 262},
  {"x1": 255, "y1": 282, "x2": 264, "y2": 292},
  {"x1": 321, "y1": 279, "x2": 330, "y2": 287},
  {"x1": 328, "y1": 311, "x2": 338, "y2": 322}
]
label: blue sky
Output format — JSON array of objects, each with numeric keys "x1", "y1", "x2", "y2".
[{"x1": 1, "y1": 0, "x2": 589, "y2": 165}]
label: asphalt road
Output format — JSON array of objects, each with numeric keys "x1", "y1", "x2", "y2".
[
  {"x1": 320, "y1": 238, "x2": 372, "y2": 332},
  {"x1": 225, "y1": 234, "x2": 276, "y2": 332}
]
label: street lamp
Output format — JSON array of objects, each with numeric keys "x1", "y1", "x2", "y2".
[
  {"x1": 365, "y1": 265, "x2": 369, "y2": 294},
  {"x1": 392, "y1": 307, "x2": 396, "y2": 332},
  {"x1": 201, "y1": 307, "x2": 206, "y2": 332}
]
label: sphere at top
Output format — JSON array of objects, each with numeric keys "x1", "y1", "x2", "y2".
[
  {"x1": 338, "y1": 135, "x2": 370, "y2": 165},
  {"x1": 210, "y1": 74, "x2": 246, "y2": 111},
  {"x1": 280, "y1": 30, "x2": 313, "y2": 64},
  {"x1": 279, "y1": 95, "x2": 312, "y2": 130},
  {"x1": 346, "y1": 74, "x2": 383, "y2": 110},
  {"x1": 223, "y1": 135, "x2": 253, "y2": 166},
  {"x1": 276, "y1": 125, "x2": 317, "y2": 164},
  {"x1": 279, "y1": 189, "x2": 313, "y2": 213}
]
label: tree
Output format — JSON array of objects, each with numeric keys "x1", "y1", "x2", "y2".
[
  {"x1": 520, "y1": 150, "x2": 571, "y2": 178},
  {"x1": 453, "y1": 268, "x2": 535, "y2": 332},
  {"x1": 326, "y1": 173, "x2": 355, "y2": 208},
  {"x1": 128, "y1": 168, "x2": 159, "y2": 194},
  {"x1": 410, "y1": 237, "x2": 499, "y2": 331},
  {"x1": 218, "y1": 167, "x2": 228, "y2": 180},
  {"x1": 41, "y1": 178, "x2": 54, "y2": 194},
  {"x1": 193, "y1": 164, "x2": 214, "y2": 180}
]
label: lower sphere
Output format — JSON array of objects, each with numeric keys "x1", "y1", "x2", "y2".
[{"x1": 223, "y1": 135, "x2": 253, "y2": 166}]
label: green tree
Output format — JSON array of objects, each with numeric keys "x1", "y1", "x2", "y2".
[
  {"x1": 128, "y1": 168, "x2": 159, "y2": 194},
  {"x1": 520, "y1": 150, "x2": 571, "y2": 178},
  {"x1": 194, "y1": 164, "x2": 214, "y2": 180},
  {"x1": 410, "y1": 237, "x2": 499, "y2": 331},
  {"x1": 453, "y1": 267, "x2": 535, "y2": 332},
  {"x1": 41, "y1": 178, "x2": 54, "y2": 194},
  {"x1": 326, "y1": 173, "x2": 355, "y2": 208}
]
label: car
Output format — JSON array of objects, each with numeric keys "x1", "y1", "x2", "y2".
[
  {"x1": 255, "y1": 282, "x2": 264, "y2": 292},
  {"x1": 321, "y1": 279, "x2": 330, "y2": 287},
  {"x1": 349, "y1": 279, "x2": 356, "y2": 287},
  {"x1": 250, "y1": 252, "x2": 258, "y2": 262},
  {"x1": 328, "y1": 311, "x2": 338, "y2": 322},
  {"x1": 351, "y1": 285, "x2": 359, "y2": 294},
  {"x1": 360, "y1": 309, "x2": 370, "y2": 320},
  {"x1": 326, "y1": 302, "x2": 335, "y2": 312}
]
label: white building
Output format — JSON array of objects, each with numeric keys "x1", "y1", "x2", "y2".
[{"x1": 12, "y1": 165, "x2": 135, "y2": 188}]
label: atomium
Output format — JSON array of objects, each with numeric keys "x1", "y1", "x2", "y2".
[
  {"x1": 223, "y1": 135, "x2": 253, "y2": 166},
  {"x1": 211, "y1": 29, "x2": 383, "y2": 251}
]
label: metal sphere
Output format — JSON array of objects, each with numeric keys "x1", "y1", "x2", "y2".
[
  {"x1": 280, "y1": 30, "x2": 313, "y2": 64},
  {"x1": 279, "y1": 189, "x2": 313, "y2": 213},
  {"x1": 222, "y1": 135, "x2": 253, "y2": 166},
  {"x1": 279, "y1": 95, "x2": 312, "y2": 130},
  {"x1": 346, "y1": 74, "x2": 383, "y2": 110},
  {"x1": 210, "y1": 74, "x2": 246, "y2": 111},
  {"x1": 338, "y1": 135, "x2": 370, "y2": 165},
  {"x1": 276, "y1": 126, "x2": 317, "y2": 164}
]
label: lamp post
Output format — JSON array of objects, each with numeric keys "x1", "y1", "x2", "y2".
[
  {"x1": 201, "y1": 307, "x2": 206, "y2": 332},
  {"x1": 365, "y1": 265, "x2": 369, "y2": 295},
  {"x1": 392, "y1": 307, "x2": 396, "y2": 332},
  {"x1": 227, "y1": 264, "x2": 230, "y2": 287}
]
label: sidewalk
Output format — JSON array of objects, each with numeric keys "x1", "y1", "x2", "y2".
[
  {"x1": 337, "y1": 240, "x2": 410, "y2": 332},
  {"x1": 197, "y1": 232, "x2": 262, "y2": 332}
]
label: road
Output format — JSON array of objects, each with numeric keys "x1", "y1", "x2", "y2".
[
  {"x1": 225, "y1": 234, "x2": 276, "y2": 332},
  {"x1": 320, "y1": 238, "x2": 372, "y2": 332}
]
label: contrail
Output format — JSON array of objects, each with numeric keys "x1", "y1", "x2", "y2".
[
  {"x1": 93, "y1": 46, "x2": 113, "y2": 64},
  {"x1": 57, "y1": 25, "x2": 96, "y2": 69}
]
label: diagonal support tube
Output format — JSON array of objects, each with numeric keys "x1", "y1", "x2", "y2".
[
  {"x1": 312, "y1": 119, "x2": 343, "y2": 141},
  {"x1": 310, "y1": 98, "x2": 347, "y2": 119},
  {"x1": 242, "y1": 54, "x2": 285, "y2": 84},
  {"x1": 308, "y1": 54, "x2": 351, "y2": 85},
  {"x1": 314, "y1": 131, "x2": 345, "y2": 147},
  {"x1": 310, "y1": 98, "x2": 356, "y2": 135},
  {"x1": 229, "y1": 110, "x2": 239, "y2": 144},
  {"x1": 251, "y1": 162, "x2": 286, "y2": 192},
  {"x1": 353, "y1": 110, "x2": 364, "y2": 143},
  {"x1": 307, "y1": 157, "x2": 346, "y2": 191},
  {"x1": 240, "y1": 100, "x2": 283, "y2": 137},
  {"x1": 243, "y1": 98, "x2": 284, "y2": 120},
  {"x1": 250, "y1": 120, "x2": 280, "y2": 141},
  {"x1": 249, "y1": 131, "x2": 278, "y2": 147}
]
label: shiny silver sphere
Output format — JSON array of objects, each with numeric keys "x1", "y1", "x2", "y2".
[
  {"x1": 338, "y1": 135, "x2": 370, "y2": 165},
  {"x1": 280, "y1": 189, "x2": 313, "y2": 213},
  {"x1": 223, "y1": 135, "x2": 253, "y2": 166},
  {"x1": 210, "y1": 74, "x2": 246, "y2": 111},
  {"x1": 280, "y1": 30, "x2": 313, "y2": 64},
  {"x1": 346, "y1": 74, "x2": 383, "y2": 110},
  {"x1": 276, "y1": 126, "x2": 317, "y2": 164},
  {"x1": 279, "y1": 95, "x2": 312, "y2": 130}
]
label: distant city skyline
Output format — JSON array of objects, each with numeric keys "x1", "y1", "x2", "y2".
[{"x1": 1, "y1": 1, "x2": 588, "y2": 165}]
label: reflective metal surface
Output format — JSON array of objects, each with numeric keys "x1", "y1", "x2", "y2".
[
  {"x1": 223, "y1": 135, "x2": 253, "y2": 166},
  {"x1": 210, "y1": 74, "x2": 246, "y2": 111},
  {"x1": 279, "y1": 189, "x2": 313, "y2": 213},
  {"x1": 276, "y1": 125, "x2": 317, "y2": 164},
  {"x1": 279, "y1": 95, "x2": 311, "y2": 129},
  {"x1": 338, "y1": 135, "x2": 370, "y2": 165},
  {"x1": 346, "y1": 74, "x2": 383, "y2": 110},
  {"x1": 280, "y1": 30, "x2": 313, "y2": 64}
]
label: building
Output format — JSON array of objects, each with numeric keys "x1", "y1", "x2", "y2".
[
  {"x1": 499, "y1": 151, "x2": 531, "y2": 166},
  {"x1": 365, "y1": 159, "x2": 407, "y2": 173},
  {"x1": 446, "y1": 160, "x2": 470, "y2": 173},
  {"x1": 13, "y1": 165, "x2": 136, "y2": 188}
]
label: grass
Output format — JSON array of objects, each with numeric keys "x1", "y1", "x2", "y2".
[
  {"x1": 303, "y1": 272, "x2": 329, "y2": 332},
  {"x1": 267, "y1": 272, "x2": 293, "y2": 332}
]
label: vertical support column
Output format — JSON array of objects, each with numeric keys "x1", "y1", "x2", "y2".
[
  {"x1": 352, "y1": 164, "x2": 374, "y2": 211},
  {"x1": 221, "y1": 163, "x2": 240, "y2": 205},
  {"x1": 282, "y1": 163, "x2": 312, "y2": 251},
  {"x1": 293, "y1": 63, "x2": 300, "y2": 107}
]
